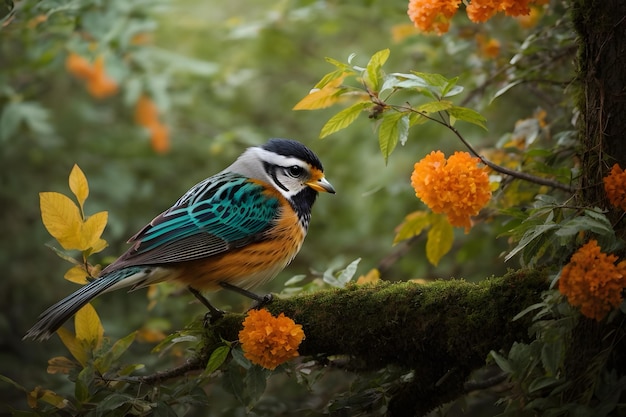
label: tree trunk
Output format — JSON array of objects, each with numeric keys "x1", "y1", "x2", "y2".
[{"x1": 573, "y1": 0, "x2": 626, "y2": 240}]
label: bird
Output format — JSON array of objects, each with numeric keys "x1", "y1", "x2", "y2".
[{"x1": 24, "y1": 138, "x2": 335, "y2": 341}]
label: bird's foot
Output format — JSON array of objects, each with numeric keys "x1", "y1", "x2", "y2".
[
  {"x1": 188, "y1": 286, "x2": 225, "y2": 326},
  {"x1": 203, "y1": 309, "x2": 225, "y2": 327},
  {"x1": 249, "y1": 293, "x2": 274, "y2": 311}
]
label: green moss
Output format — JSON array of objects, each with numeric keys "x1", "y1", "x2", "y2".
[
  {"x1": 196, "y1": 269, "x2": 548, "y2": 414},
  {"x1": 200, "y1": 269, "x2": 547, "y2": 369}
]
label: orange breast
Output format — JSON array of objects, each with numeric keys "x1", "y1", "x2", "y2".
[{"x1": 173, "y1": 192, "x2": 306, "y2": 291}]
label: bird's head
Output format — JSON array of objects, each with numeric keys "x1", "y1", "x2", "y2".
[
  {"x1": 230, "y1": 138, "x2": 335, "y2": 198},
  {"x1": 227, "y1": 139, "x2": 334, "y2": 225}
]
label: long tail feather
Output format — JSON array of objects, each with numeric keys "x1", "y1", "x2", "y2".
[{"x1": 23, "y1": 268, "x2": 145, "y2": 341}]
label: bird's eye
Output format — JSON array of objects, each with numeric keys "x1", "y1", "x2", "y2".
[{"x1": 287, "y1": 165, "x2": 304, "y2": 178}]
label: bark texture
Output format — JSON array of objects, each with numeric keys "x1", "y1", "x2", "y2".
[{"x1": 573, "y1": 0, "x2": 626, "y2": 239}]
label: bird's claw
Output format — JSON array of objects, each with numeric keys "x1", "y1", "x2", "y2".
[
  {"x1": 203, "y1": 308, "x2": 225, "y2": 327},
  {"x1": 249, "y1": 293, "x2": 274, "y2": 310}
]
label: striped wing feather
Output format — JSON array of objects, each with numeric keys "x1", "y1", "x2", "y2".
[{"x1": 102, "y1": 173, "x2": 280, "y2": 273}]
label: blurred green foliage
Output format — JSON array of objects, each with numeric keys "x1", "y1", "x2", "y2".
[{"x1": 1, "y1": 0, "x2": 583, "y2": 414}]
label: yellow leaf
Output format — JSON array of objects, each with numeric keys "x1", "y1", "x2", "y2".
[
  {"x1": 393, "y1": 211, "x2": 432, "y2": 245},
  {"x1": 57, "y1": 327, "x2": 87, "y2": 366},
  {"x1": 47, "y1": 356, "x2": 78, "y2": 374},
  {"x1": 40, "y1": 192, "x2": 83, "y2": 250},
  {"x1": 27, "y1": 387, "x2": 39, "y2": 409},
  {"x1": 89, "y1": 238, "x2": 108, "y2": 255},
  {"x1": 69, "y1": 164, "x2": 89, "y2": 211},
  {"x1": 356, "y1": 268, "x2": 380, "y2": 285},
  {"x1": 64, "y1": 265, "x2": 89, "y2": 284},
  {"x1": 293, "y1": 76, "x2": 346, "y2": 110},
  {"x1": 40, "y1": 390, "x2": 69, "y2": 409},
  {"x1": 75, "y1": 303, "x2": 104, "y2": 349},
  {"x1": 27, "y1": 386, "x2": 68, "y2": 410},
  {"x1": 426, "y1": 214, "x2": 454, "y2": 266},
  {"x1": 80, "y1": 211, "x2": 108, "y2": 250}
]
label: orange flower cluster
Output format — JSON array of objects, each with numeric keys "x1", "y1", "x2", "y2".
[
  {"x1": 407, "y1": 0, "x2": 546, "y2": 33},
  {"x1": 559, "y1": 240, "x2": 626, "y2": 321},
  {"x1": 411, "y1": 151, "x2": 491, "y2": 232},
  {"x1": 466, "y1": 0, "x2": 534, "y2": 23},
  {"x1": 407, "y1": 0, "x2": 461, "y2": 35},
  {"x1": 238, "y1": 309, "x2": 305, "y2": 370},
  {"x1": 134, "y1": 95, "x2": 170, "y2": 154},
  {"x1": 65, "y1": 53, "x2": 118, "y2": 99},
  {"x1": 603, "y1": 164, "x2": 626, "y2": 211}
]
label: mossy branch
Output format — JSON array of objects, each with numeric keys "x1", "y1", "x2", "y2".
[{"x1": 156, "y1": 269, "x2": 548, "y2": 415}]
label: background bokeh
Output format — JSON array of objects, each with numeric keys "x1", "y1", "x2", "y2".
[{"x1": 1, "y1": 0, "x2": 573, "y2": 413}]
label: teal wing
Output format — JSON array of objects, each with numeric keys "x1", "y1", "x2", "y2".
[{"x1": 102, "y1": 172, "x2": 279, "y2": 272}]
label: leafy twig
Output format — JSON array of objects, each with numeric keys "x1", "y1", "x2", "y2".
[{"x1": 396, "y1": 104, "x2": 575, "y2": 193}]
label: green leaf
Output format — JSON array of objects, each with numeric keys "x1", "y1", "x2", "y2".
[
  {"x1": 397, "y1": 114, "x2": 410, "y2": 146},
  {"x1": 447, "y1": 106, "x2": 487, "y2": 130},
  {"x1": 489, "y1": 350, "x2": 512, "y2": 374},
  {"x1": 528, "y1": 376, "x2": 561, "y2": 394},
  {"x1": 245, "y1": 365, "x2": 269, "y2": 404},
  {"x1": 323, "y1": 258, "x2": 361, "y2": 288},
  {"x1": 46, "y1": 244, "x2": 82, "y2": 265},
  {"x1": 320, "y1": 102, "x2": 370, "y2": 138},
  {"x1": 325, "y1": 56, "x2": 354, "y2": 73},
  {"x1": 314, "y1": 68, "x2": 353, "y2": 89},
  {"x1": 426, "y1": 214, "x2": 454, "y2": 266},
  {"x1": 152, "y1": 402, "x2": 178, "y2": 417},
  {"x1": 223, "y1": 360, "x2": 247, "y2": 404},
  {"x1": 365, "y1": 48, "x2": 390, "y2": 91},
  {"x1": 512, "y1": 302, "x2": 546, "y2": 321},
  {"x1": 505, "y1": 223, "x2": 558, "y2": 262},
  {"x1": 0, "y1": 374, "x2": 27, "y2": 392},
  {"x1": 409, "y1": 112, "x2": 427, "y2": 127},
  {"x1": 119, "y1": 363, "x2": 144, "y2": 376},
  {"x1": 206, "y1": 345, "x2": 230, "y2": 373},
  {"x1": 0, "y1": 101, "x2": 53, "y2": 141},
  {"x1": 555, "y1": 210, "x2": 614, "y2": 239},
  {"x1": 378, "y1": 111, "x2": 409, "y2": 162},
  {"x1": 94, "y1": 393, "x2": 134, "y2": 413},
  {"x1": 75, "y1": 367, "x2": 91, "y2": 403},
  {"x1": 411, "y1": 71, "x2": 449, "y2": 88},
  {"x1": 94, "y1": 331, "x2": 137, "y2": 374},
  {"x1": 491, "y1": 80, "x2": 523, "y2": 103},
  {"x1": 441, "y1": 76, "x2": 462, "y2": 97},
  {"x1": 380, "y1": 72, "x2": 428, "y2": 93},
  {"x1": 284, "y1": 274, "x2": 306, "y2": 286},
  {"x1": 231, "y1": 346, "x2": 251, "y2": 370},
  {"x1": 417, "y1": 100, "x2": 453, "y2": 114},
  {"x1": 336, "y1": 258, "x2": 361, "y2": 286},
  {"x1": 541, "y1": 341, "x2": 563, "y2": 376}
]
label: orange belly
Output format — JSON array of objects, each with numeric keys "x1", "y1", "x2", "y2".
[{"x1": 173, "y1": 207, "x2": 305, "y2": 290}]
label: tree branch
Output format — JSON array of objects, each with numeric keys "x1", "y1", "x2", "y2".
[
  {"x1": 127, "y1": 270, "x2": 546, "y2": 415},
  {"x1": 196, "y1": 269, "x2": 547, "y2": 415},
  {"x1": 393, "y1": 104, "x2": 576, "y2": 193}
]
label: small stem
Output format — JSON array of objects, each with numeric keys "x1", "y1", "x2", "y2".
[
  {"x1": 396, "y1": 104, "x2": 575, "y2": 193},
  {"x1": 119, "y1": 358, "x2": 205, "y2": 385},
  {"x1": 447, "y1": 122, "x2": 574, "y2": 193}
]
